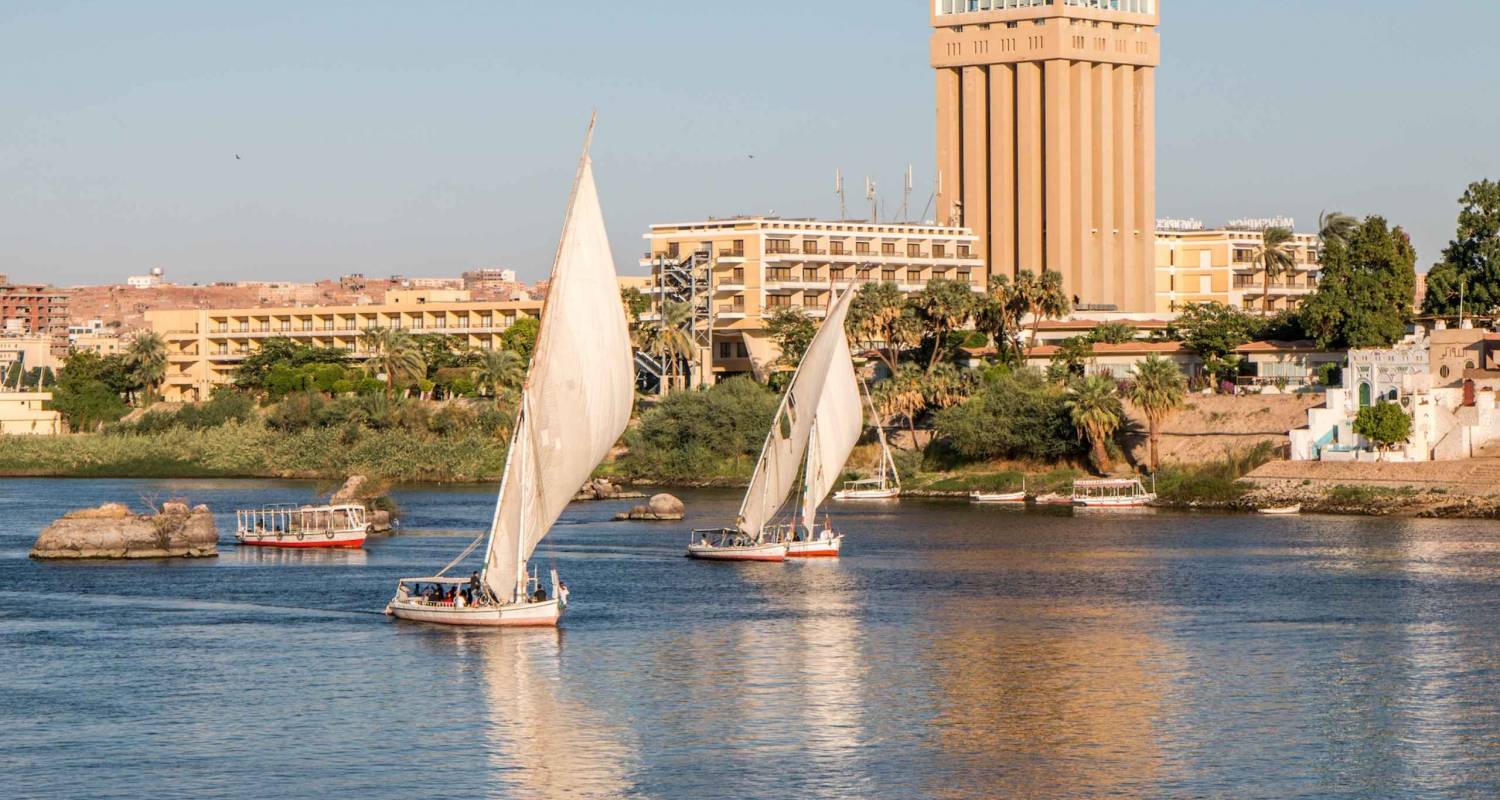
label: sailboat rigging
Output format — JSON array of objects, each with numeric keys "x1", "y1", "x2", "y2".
[{"x1": 833, "y1": 379, "x2": 902, "y2": 501}]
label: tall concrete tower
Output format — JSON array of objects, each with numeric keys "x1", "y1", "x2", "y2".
[{"x1": 932, "y1": 0, "x2": 1160, "y2": 312}]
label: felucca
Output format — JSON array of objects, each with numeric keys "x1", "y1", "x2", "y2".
[
  {"x1": 688, "y1": 285, "x2": 859, "y2": 562},
  {"x1": 385, "y1": 118, "x2": 634, "y2": 626},
  {"x1": 832, "y1": 381, "x2": 901, "y2": 502}
]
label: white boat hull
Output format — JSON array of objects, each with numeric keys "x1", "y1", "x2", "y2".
[
  {"x1": 686, "y1": 542, "x2": 788, "y2": 562},
  {"x1": 235, "y1": 528, "x2": 367, "y2": 549},
  {"x1": 786, "y1": 534, "x2": 843, "y2": 558},
  {"x1": 384, "y1": 597, "x2": 564, "y2": 627},
  {"x1": 833, "y1": 488, "x2": 899, "y2": 501},
  {"x1": 1258, "y1": 505, "x2": 1303, "y2": 515},
  {"x1": 971, "y1": 492, "x2": 1027, "y2": 504},
  {"x1": 1074, "y1": 495, "x2": 1157, "y2": 508}
]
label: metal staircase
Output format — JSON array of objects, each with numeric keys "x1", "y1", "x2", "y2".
[{"x1": 636, "y1": 249, "x2": 715, "y2": 394}]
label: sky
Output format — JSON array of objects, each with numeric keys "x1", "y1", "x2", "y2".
[{"x1": 2, "y1": 0, "x2": 1497, "y2": 287}]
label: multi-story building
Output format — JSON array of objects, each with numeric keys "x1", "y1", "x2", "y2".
[
  {"x1": 0, "y1": 391, "x2": 62, "y2": 435},
  {"x1": 932, "y1": 0, "x2": 1159, "y2": 312},
  {"x1": 0, "y1": 279, "x2": 71, "y2": 352},
  {"x1": 1154, "y1": 226, "x2": 1322, "y2": 314},
  {"x1": 641, "y1": 217, "x2": 980, "y2": 383},
  {"x1": 145, "y1": 290, "x2": 543, "y2": 402},
  {"x1": 0, "y1": 335, "x2": 62, "y2": 373}
]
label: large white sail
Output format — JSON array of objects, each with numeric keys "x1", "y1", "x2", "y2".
[
  {"x1": 800, "y1": 329, "x2": 862, "y2": 531},
  {"x1": 737, "y1": 286, "x2": 857, "y2": 536},
  {"x1": 483, "y1": 121, "x2": 635, "y2": 601}
]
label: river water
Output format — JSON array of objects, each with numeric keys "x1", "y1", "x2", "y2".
[{"x1": 3, "y1": 478, "x2": 1500, "y2": 799}]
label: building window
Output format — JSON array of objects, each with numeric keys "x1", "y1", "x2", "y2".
[
  {"x1": 882, "y1": 269, "x2": 897, "y2": 282},
  {"x1": 907, "y1": 243, "x2": 922, "y2": 257},
  {"x1": 767, "y1": 239, "x2": 792, "y2": 254},
  {"x1": 719, "y1": 342, "x2": 732, "y2": 359},
  {"x1": 767, "y1": 295, "x2": 791, "y2": 308},
  {"x1": 830, "y1": 241, "x2": 846, "y2": 255},
  {"x1": 802, "y1": 240, "x2": 821, "y2": 255},
  {"x1": 302, "y1": 320, "x2": 313, "y2": 331},
  {"x1": 768, "y1": 267, "x2": 792, "y2": 282},
  {"x1": 802, "y1": 268, "x2": 819, "y2": 282},
  {"x1": 480, "y1": 315, "x2": 493, "y2": 327},
  {"x1": 856, "y1": 241, "x2": 871, "y2": 255},
  {"x1": 881, "y1": 242, "x2": 896, "y2": 256},
  {"x1": 830, "y1": 267, "x2": 846, "y2": 281},
  {"x1": 737, "y1": 342, "x2": 748, "y2": 358},
  {"x1": 932, "y1": 244, "x2": 946, "y2": 258},
  {"x1": 957, "y1": 244, "x2": 970, "y2": 258}
]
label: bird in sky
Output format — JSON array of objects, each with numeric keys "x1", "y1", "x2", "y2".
[{"x1": 235, "y1": 154, "x2": 241, "y2": 160}]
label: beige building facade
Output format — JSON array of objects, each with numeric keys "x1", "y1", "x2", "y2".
[
  {"x1": 0, "y1": 392, "x2": 63, "y2": 435},
  {"x1": 0, "y1": 335, "x2": 62, "y2": 373},
  {"x1": 642, "y1": 217, "x2": 980, "y2": 381},
  {"x1": 146, "y1": 290, "x2": 543, "y2": 402},
  {"x1": 932, "y1": 0, "x2": 1159, "y2": 312},
  {"x1": 1154, "y1": 227, "x2": 1322, "y2": 314}
]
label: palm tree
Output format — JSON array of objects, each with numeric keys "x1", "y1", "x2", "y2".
[
  {"x1": 1015, "y1": 270, "x2": 1073, "y2": 347},
  {"x1": 871, "y1": 365, "x2": 928, "y2": 447},
  {"x1": 473, "y1": 349, "x2": 525, "y2": 397},
  {"x1": 126, "y1": 331, "x2": 167, "y2": 406},
  {"x1": 1065, "y1": 374, "x2": 1124, "y2": 473},
  {"x1": 1317, "y1": 210, "x2": 1358, "y2": 250},
  {"x1": 638, "y1": 301, "x2": 695, "y2": 394},
  {"x1": 1253, "y1": 226, "x2": 1297, "y2": 315},
  {"x1": 1129, "y1": 355, "x2": 1187, "y2": 473},
  {"x1": 847, "y1": 282, "x2": 910, "y2": 375},
  {"x1": 910, "y1": 278, "x2": 977, "y2": 371},
  {"x1": 921, "y1": 363, "x2": 972, "y2": 410},
  {"x1": 361, "y1": 327, "x2": 427, "y2": 400}
]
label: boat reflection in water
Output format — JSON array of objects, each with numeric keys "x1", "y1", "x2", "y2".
[
  {"x1": 228, "y1": 545, "x2": 369, "y2": 567},
  {"x1": 466, "y1": 629, "x2": 635, "y2": 799}
]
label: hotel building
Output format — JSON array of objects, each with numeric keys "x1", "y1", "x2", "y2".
[
  {"x1": 0, "y1": 277, "x2": 71, "y2": 352},
  {"x1": 931, "y1": 0, "x2": 1159, "y2": 312},
  {"x1": 145, "y1": 290, "x2": 542, "y2": 402},
  {"x1": 1154, "y1": 226, "x2": 1322, "y2": 315},
  {"x1": 641, "y1": 217, "x2": 980, "y2": 382}
]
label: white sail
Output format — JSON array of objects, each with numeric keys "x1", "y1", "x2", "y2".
[
  {"x1": 800, "y1": 329, "x2": 863, "y2": 531},
  {"x1": 867, "y1": 380, "x2": 900, "y2": 489},
  {"x1": 738, "y1": 286, "x2": 857, "y2": 536},
  {"x1": 482, "y1": 120, "x2": 635, "y2": 601}
]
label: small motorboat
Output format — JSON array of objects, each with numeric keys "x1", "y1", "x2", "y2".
[
  {"x1": 687, "y1": 529, "x2": 788, "y2": 562},
  {"x1": 834, "y1": 479, "x2": 899, "y2": 501},
  {"x1": 1033, "y1": 493, "x2": 1075, "y2": 507},
  {"x1": 971, "y1": 490, "x2": 1026, "y2": 504},
  {"x1": 1257, "y1": 505, "x2": 1303, "y2": 515},
  {"x1": 235, "y1": 503, "x2": 370, "y2": 549}
]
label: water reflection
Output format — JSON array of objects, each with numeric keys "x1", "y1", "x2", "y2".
[
  {"x1": 227, "y1": 546, "x2": 369, "y2": 567},
  {"x1": 464, "y1": 630, "x2": 636, "y2": 799}
]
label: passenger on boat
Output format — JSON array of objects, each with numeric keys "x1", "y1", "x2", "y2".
[
  {"x1": 468, "y1": 571, "x2": 481, "y2": 595},
  {"x1": 532, "y1": 586, "x2": 548, "y2": 603},
  {"x1": 454, "y1": 592, "x2": 467, "y2": 609}
]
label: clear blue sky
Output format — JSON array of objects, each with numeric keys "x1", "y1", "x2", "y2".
[{"x1": 2, "y1": 0, "x2": 1495, "y2": 286}]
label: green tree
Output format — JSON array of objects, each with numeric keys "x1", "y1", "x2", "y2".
[
  {"x1": 48, "y1": 350, "x2": 129, "y2": 431},
  {"x1": 1065, "y1": 374, "x2": 1123, "y2": 473},
  {"x1": 473, "y1": 349, "x2": 525, "y2": 397},
  {"x1": 1318, "y1": 210, "x2": 1358, "y2": 250},
  {"x1": 933, "y1": 368, "x2": 1081, "y2": 463},
  {"x1": 361, "y1": 327, "x2": 427, "y2": 401},
  {"x1": 847, "y1": 281, "x2": 919, "y2": 375},
  {"x1": 870, "y1": 364, "x2": 928, "y2": 444},
  {"x1": 619, "y1": 376, "x2": 780, "y2": 481},
  {"x1": 975, "y1": 274, "x2": 1028, "y2": 363},
  {"x1": 921, "y1": 362, "x2": 974, "y2": 411},
  {"x1": 1048, "y1": 336, "x2": 1094, "y2": 382},
  {"x1": 413, "y1": 334, "x2": 467, "y2": 377},
  {"x1": 125, "y1": 330, "x2": 168, "y2": 406},
  {"x1": 637, "y1": 301, "x2": 696, "y2": 392},
  {"x1": 1088, "y1": 321, "x2": 1138, "y2": 345},
  {"x1": 765, "y1": 307, "x2": 817, "y2": 368},
  {"x1": 1353, "y1": 401, "x2": 1413, "y2": 458},
  {"x1": 620, "y1": 287, "x2": 651, "y2": 323},
  {"x1": 1252, "y1": 226, "x2": 1297, "y2": 315},
  {"x1": 501, "y1": 317, "x2": 542, "y2": 361},
  {"x1": 1015, "y1": 270, "x2": 1072, "y2": 347},
  {"x1": 1170, "y1": 302, "x2": 1256, "y2": 361},
  {"x1": 1130, "y1": 355, "x2": 1187, "y2": 473},
  {"x1": 1300, "y1": 216, "x2": 1417, "y2": 348},
  {"x1": 1422, "y1": 180, "x2": 1500, "y2": 317},
  {"x1": 910, "y1": 278, "x2": 978, "y2": 371}
]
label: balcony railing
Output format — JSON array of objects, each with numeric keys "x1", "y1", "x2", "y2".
[{"x1": 718, "y1": 249, "x2": 746, "y2": 259}]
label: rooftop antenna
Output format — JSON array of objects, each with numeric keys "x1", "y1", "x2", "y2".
[
  {"x1": 902, "y1": 164, "x2": 914, "y2": 223},
  {"x1": 835, "y1": 170, "x2": 846, "y2": 221},
  {"x1": 865, "y1": 177, "x2": 878, "y2": 223}
]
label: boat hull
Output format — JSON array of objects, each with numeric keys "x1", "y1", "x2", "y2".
[
  {"x1": 786, "y1": 535, "x2": 843, "y2": 558},
  {"x1": 1258, "y1": 505, "x2": 1303, "y2": 515},
  {"x1": 971, "y1": 492, "x2": 1026, "y2": 504},
  {"x1": 235, "y1": 530, "x2": 367, "y2": 549},
  {"x1": 833, "y1": 488, "x2": 899, "y2": 501},
  {"x1": 1074, "y1": 497, "x2": 1156, "y2": 508},
  {"x1": 686, "y1": 542, "x2": 788, "y2": 562},
  {"x1": 384, "y1": 598, "x2": 564, "y2": 627}
]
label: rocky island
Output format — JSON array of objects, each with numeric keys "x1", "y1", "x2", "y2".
[{"x1": 31, "y1": 501, "x2": 219, "y2": 560}]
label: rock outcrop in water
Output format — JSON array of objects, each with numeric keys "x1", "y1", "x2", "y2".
[
  {"x1": 328, "y1": 475, "x2": 395, "y2": 532},
  {"x1": 31, "y1": 502, "x2": 219, "y2": 560},
  {"x1": 576, "y1": 478, "x2": 645, "y2": 502},
  {"x1": 614, "y1": 493, "x2": 686, "y2": 522}
]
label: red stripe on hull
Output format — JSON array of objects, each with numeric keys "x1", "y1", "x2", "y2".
[
  {"x1": 237, "y1": 539, "x2": 366, "y2": 549},
  {"x1": 786, "y1": 550, "x2": 841, "y2": 558}
]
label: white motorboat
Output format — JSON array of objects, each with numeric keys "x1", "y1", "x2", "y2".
[
  {"x1": 690, "y1": 284, "x2": 862, "y2": 561},
  {"x1": 971, "y1": 491, "x2": 1027, "y2": 504},
  {"x1": 386, "y1": 117, "x2": 634, "y2": 627},
  {"x1": 1072, "y1": 478, "x2": 1157, "y2": 508},
  {"x1": 1257, "y1": 504, "x2": 1303, "y2": 515},
  {"x1": 235, "y1": 503, "x2": 369, "y2": 549}
]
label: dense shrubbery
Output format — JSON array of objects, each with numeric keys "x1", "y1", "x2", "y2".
[
  {"x1": 616, "y1": 377, "x2": 779, "y2": 482},
  {"x1": 931, "y1": 368, "x2": 1083, "y2": 464},
  {"x1": 1152, "y1": 443, "x2": 1278, "y2": 506}
]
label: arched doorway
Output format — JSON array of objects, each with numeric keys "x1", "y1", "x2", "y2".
[{"x1": 1358, "y1": 382, "x2": 1372, "y2": 408}]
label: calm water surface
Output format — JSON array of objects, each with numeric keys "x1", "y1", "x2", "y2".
[{"x1": 3, "y1": 478, "x2": 1500, "y2": 799}]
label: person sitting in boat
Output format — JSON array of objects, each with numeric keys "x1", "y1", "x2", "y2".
[
  {"x1": 454, "y1": 591, "x2": 467, "y2": 609},
  {"x1": 532, "y1": 586, "x2": 548, "y2": 603}
]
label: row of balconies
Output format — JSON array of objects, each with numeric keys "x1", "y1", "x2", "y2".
[{"x1": 203, "y1": 319, "x2": 524, "y2": 336}]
